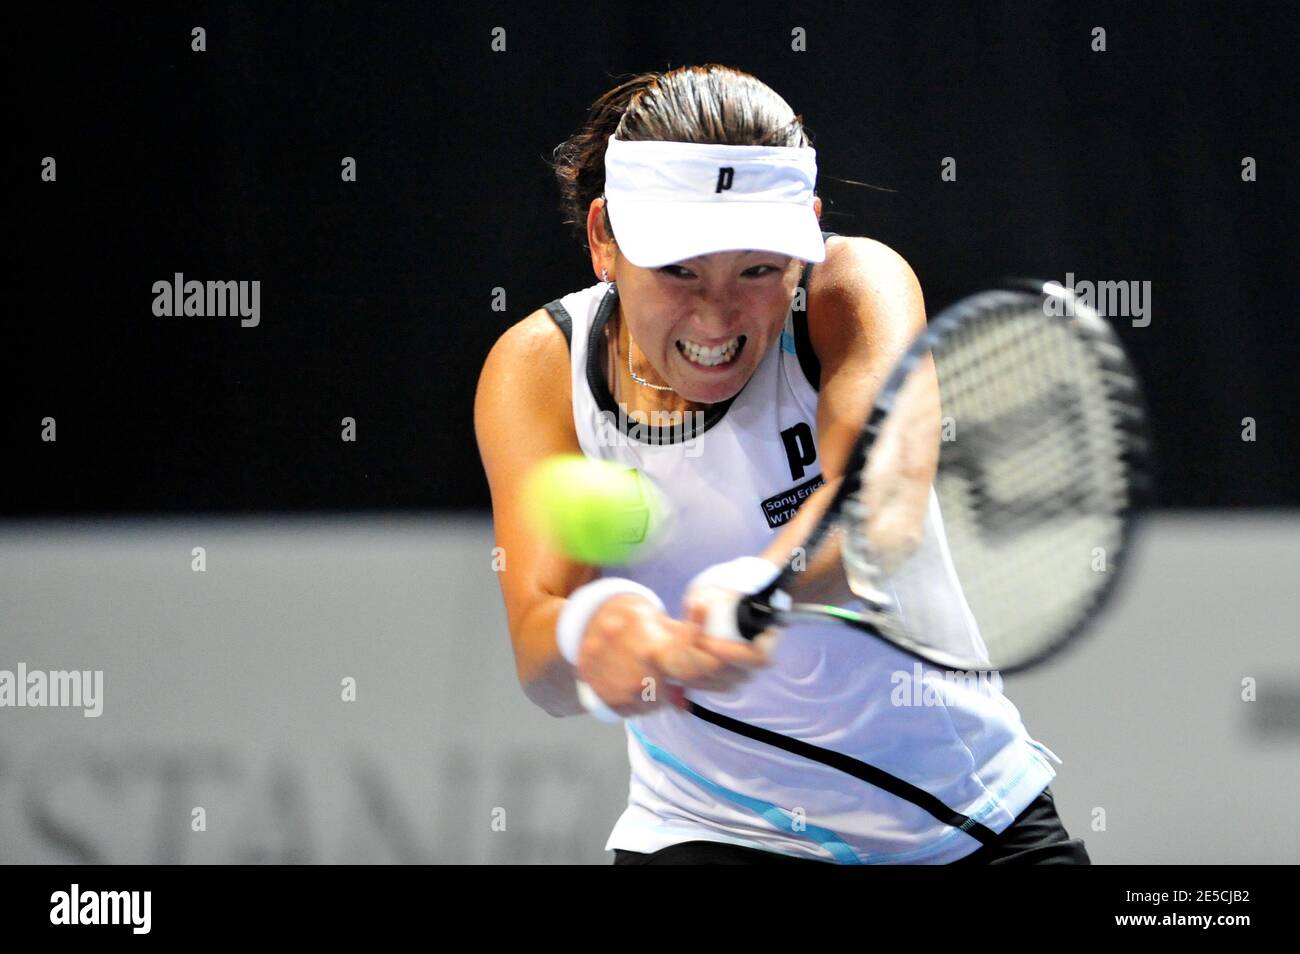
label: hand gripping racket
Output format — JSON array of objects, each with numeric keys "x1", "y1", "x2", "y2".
[{"x1": 577, "y1": 279, "x2": 1152, "y2": 719}]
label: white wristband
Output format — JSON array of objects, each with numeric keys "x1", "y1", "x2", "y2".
[
  {"x1": 556, "y1": 577, "x2": 665, "y2": 666},
  {"x1": 686, "y1": 555, "x2": 782, "y2": 597},
  {"x1": 557, "y1": 577, "x2": 665, "y2": 722},
  {"x1": 683, "y1": 556, "x2": 782, "y2": 642}
]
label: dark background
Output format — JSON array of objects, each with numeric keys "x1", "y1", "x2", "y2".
[{"x1": 10, "y1": 1, "x2": 1296, "y2": 514}]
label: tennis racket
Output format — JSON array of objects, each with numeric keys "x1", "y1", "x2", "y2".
[
  {"x1": 714, "y1": 278, "x2": 1152, "y2": 673},
  {"x1": 575, "y1": 279, "x2": 1152, "y2": 719}
]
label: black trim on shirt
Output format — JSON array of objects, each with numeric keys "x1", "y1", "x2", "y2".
[
  {"x1": 543, "y1": 300, "x2": 573, "y2": 346},
  {"x1": 586, "y1": 284, "x2": 738, "y2": 444},
  {"x1": 584, "y1": 234, "x2": 839, "y2": 444},
  {"x1": 543, "y1": 232, "x2": 838, "y2": 445},
  {"x1": 790, "y1": 229, "x2": 839, "y2": 393},
  {"x1": 686, "y1": 700, "x2": 1002, "y2": 848}
]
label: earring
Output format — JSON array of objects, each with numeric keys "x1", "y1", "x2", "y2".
[{"x1": 602, "y1": 268, "x2": 610, "y2": 283}]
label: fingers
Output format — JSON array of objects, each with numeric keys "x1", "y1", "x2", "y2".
[
  {"x1": 753, "y1": 627, "x2": 781, "y2": 655},
  {"x1": 693, "y1": 634, "x2": 771, "y2": 668},
  {"x1": 662, "y1": 625, "x2": 783, "y2": 697},
  {"x1": 665, "y1": 682, "x2": 688, "y2": 709},
  {"x1": 650, "y1": 622, "x2": 773, "y2": 696},
  {"x1": 579, "y1": 600, "x2": 781, "y2": 718},
  {"x1": 684, "y1": 602, "x2": 706, "y2": 628},
  {"x1": 656, "y1": 635, "x2": 761, "y2": 684},
  {"x1": 679, "y1": 589, "x2": 778, "y2": 666}
]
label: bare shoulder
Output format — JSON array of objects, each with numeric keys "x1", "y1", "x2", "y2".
[
  {"x1": 476, "y1": 308, "x2": 571, "y2": 404},
  {"x1": 805, "y1": 235, "x2": 925, "y2": 366},
  {"x1": 480, "y1": 307, "x2": 570, "y2": 379},
  {"x1": 473, "y1": 307, "x2": 574, "y2": 443},
  {"x1": 808, "y1": 234, "x2": 922, "y2": 311}
]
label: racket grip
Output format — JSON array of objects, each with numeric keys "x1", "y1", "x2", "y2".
[
  {"x1": 688, "y1": 556, "x2": 782, "y2": 641},
  {"x1": 735, "y1": 596, "x2": 776, "y2": 641},
  {"x1": 575, "y1": 680, "x2": 624, "y2": 722}
]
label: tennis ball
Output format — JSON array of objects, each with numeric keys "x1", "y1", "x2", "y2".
[{"x1": 522, "y1": 455, "x2": 669, "y2": 566}]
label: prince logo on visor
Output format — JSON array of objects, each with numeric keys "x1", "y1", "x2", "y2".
[{"x1": 602, "y1": 135, "x2": 825, "y2": 269}]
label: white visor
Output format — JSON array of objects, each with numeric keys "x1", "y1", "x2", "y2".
[{"x1": 602, "y1": 136, "x2": 825, "y2": 269}]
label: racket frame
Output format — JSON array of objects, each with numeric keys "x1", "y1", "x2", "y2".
[{"x1": 734, "y1": 279, "x2": 1154, "y2": 673}]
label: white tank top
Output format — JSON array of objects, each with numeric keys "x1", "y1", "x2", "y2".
[{"x1": 543, "y1": 245, "x2": 1062, "y2": 863}]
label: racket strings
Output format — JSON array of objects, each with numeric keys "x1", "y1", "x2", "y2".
[{"x1": 869, "y1": 296, "x2": 1140, "y2": 669}]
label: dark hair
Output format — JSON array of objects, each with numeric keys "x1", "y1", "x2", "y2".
[{"x1": 549, "y1": 64, "x2": 813, "y2": 248}]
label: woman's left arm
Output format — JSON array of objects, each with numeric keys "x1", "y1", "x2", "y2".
[{"x1": 758, "y1": 237, "x2": 933, "y2": 596}]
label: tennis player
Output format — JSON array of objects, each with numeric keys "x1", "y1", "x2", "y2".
[{"x1": 475, "y1": 64, "x2": 1090, "y2": 865}]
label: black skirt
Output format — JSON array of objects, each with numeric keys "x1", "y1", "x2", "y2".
[{"x1": 611, "y1": 787, "x2": 1091, "y2": 865}]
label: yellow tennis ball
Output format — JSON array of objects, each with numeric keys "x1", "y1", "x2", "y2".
[{"x1": 522, "y1": 455, "x2": 669, "y2": 566}]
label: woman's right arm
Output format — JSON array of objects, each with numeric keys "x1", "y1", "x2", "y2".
[
  {"x1": 474, "y1": 309, "x2": 595, "y2": 716},
  {"x1": 474, "y1": 309, "x2": 769, "y2": 718}
]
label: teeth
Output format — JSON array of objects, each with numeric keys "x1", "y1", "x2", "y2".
[{"x1": 678, "y1": 336, "x2": 742, "y2": 367}]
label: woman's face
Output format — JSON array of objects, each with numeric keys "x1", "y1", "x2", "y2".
[{"x1": 614, "y1": 248, "x2": 805, "y2": 405}]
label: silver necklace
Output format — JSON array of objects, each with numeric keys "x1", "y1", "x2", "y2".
[
  {"x1": 604, "y1": 270, "x2": 674, "y2": 392},
  {"x1": 610, "y1": 306, "x2": 675, "y2": 392},
  {"x1": 627, "y1": 339, "x2": 675, "y2": 391}
]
